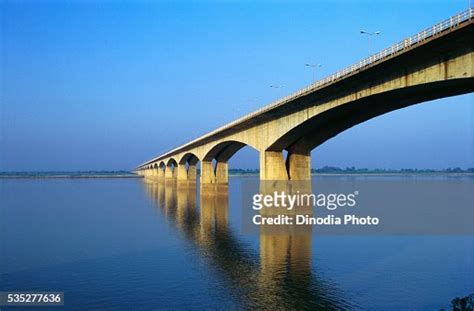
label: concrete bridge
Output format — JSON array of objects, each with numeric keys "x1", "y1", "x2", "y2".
[{"x1": 137, "y1": 9, "x2": 474, "y2": 183}]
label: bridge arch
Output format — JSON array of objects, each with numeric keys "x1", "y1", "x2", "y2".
[
  {"x1": 148, "y1": 162, "x2": 163, "y2": 179},
  {"x1": 153, "y1": 162, "x2": 165, "y2": 178},
  {"x1": 179, "y1": 153, "x2": 200, "y2": 165},
  {"x1": 165, "y1": 158, "x2": 178, "y2": 179},
  {"x1": 203, "y1": 140, "x2": 247, "y2": 162},
  {"x1": 268, "y1": 79, "x2": 474, "y2": 155},
  {"x1": 159, "y1": 161, "x2": 166, "y2": 171},
  {"x1": 178, "y1": 153, "x2": 200, "y2": 181},
  {"x1": 166, "y1": 158, "x2": 177, "y2": 167},
  {"x1": 257, "y1": 78, "x2": 474, "y2": 180},
  {"x1": 201, "y1": 140, "x2": 258, "y2": 184}
]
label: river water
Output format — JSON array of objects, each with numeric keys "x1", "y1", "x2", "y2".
[{"x1": 1, "y1": 176, "x2": 473, "y2": 310}]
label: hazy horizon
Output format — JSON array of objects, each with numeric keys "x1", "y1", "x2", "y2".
[{"x1": 1, "y1": 166, "x2": 474, "y2": 173}]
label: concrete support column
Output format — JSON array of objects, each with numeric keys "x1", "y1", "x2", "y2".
[
  {"x1": 187, "y1": 165, "x2": 197, "y2": 181},
  {"x1": 201, "y1": 161, "x2": 215, "y2": 184},
  {"x1": 165, "y1": 166, "x2": 176, "y2": 179},
  {"x1": 145, "y1": 169, "x2": 153, "y2": 178},
  {"x1": 200, "y1": 161, "x2": 228, "y2": 184},
  {"x1": 287, "y1": 151, "x2": 311, "y2": 180},
  {"x1": 215, "y1": 161, "x2": 228, "y2": 184},
  {"x1": 260, "y1": 151, "x2": 288, "y2": 180},
  {"x1": 177, "y1": 163, "x2": 188, "y2": 181},
  {"x1": 157, "y1": 168, "x2": 165, "y2": 179}
]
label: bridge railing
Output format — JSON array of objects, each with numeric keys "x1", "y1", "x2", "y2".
[
  {"x1": 140, "y1": 8, "x2": 473, "y2": 167},
  {"x1": 242, "y1": 8, "x2": 473, "y2": 121}
]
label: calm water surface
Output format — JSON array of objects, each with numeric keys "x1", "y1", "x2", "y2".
[{"x1": 1, "y1": 176, "x2": 473, "y2": 310}]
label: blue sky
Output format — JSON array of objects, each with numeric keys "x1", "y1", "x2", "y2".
[{"x1": 1, "y1": 0, "x2": 473, "y2": 171}]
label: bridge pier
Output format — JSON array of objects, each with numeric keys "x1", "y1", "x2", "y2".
[
  {"x1": 177, "y1": 163, "x2": 198, "y2": 181},
  {"x1": 201, "y1": 161, "x2": 215, "y2": 184},
  {"x1": 260, "y1": 151, "x2": 288, "y2": 180},
  {"x1": 260, "y1": 150, "x2": 311, "y2": 181},
  {"x1": 151, "y1": 165, "x2": 163, "y2": 180},
  {"x1": 200, "y1": 160, "x2": 228, "y2": 185},
  {"x1": 177, "y1": 163, "x2": 199, "y2": 188},
  {"x1": 157, "y1": 167, "x2": 165, "y2": 179},
  {"x1": 144, "y1": 169, "x2": 154, "y2": 178},
  {"x1": 165, "y1": 166, "x2": 176, "y2": 180},
  {"x1": 287, "y1": 151, "x2": 311, "y2": 180},
  {"x1": 215, "y1": 162, "x2": 228, "y2": 184},
  {"x1": 177, "y1": 163, "x2": 188, "y2": 181},
  {"x1": 187, "y1": 164, "x2": 197, "y2": 180}
]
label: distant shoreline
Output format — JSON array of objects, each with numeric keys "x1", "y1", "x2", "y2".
[
  {"x1": 0, "y1": 171, "x2": 142, "y2": 179},
  {"x1": 310, "y1": 172, "x2": 474, "y2": 177},
  {"x1": 229, "y1": 172, "x2": 474, "y2": 177}
]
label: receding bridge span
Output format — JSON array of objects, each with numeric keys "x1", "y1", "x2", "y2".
[{"x1": 137, "y1": 9, "x2": 474, "y2": 183}]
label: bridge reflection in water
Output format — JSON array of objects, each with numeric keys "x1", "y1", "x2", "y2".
[{"x1": 143, "y1": 180, "x2": 354, "y2": 310}]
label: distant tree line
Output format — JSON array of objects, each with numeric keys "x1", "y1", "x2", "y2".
[
  {"x1": 311, "y1": 166, "x2": 474, "y2": 174},
  {"x1": 226, "y1": 166, "x2": 474, "y2": 175},
  {"x1": 0, "y1": 170, "x2": 136, "y2": 177}
]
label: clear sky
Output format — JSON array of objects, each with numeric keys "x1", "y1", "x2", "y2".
[{"x1": 1, "y1": 0, "x2": 473, "y2": 171}]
